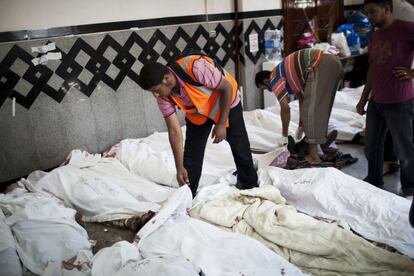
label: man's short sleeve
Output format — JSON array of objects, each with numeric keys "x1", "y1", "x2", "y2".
[
  {"x1": 271, "y1": 77, "x2": 288, "y2": 102},
  {"x1": 156, "y1": 95, "x2": 176, "y2": 118},
  {"x1": 192, "y1": 57, "x2": 223, "y2": 89}
]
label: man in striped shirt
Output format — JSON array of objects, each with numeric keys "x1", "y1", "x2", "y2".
[{"x1": 255, "y1": 49, "x2": 344, "y2": 165}]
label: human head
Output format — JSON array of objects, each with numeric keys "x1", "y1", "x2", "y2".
[
  {"x1": 364, "y1": 0, "x2": 393, "y2": 28},
  {"x1": 255, "y1": 71, "x2": 272, "y2": 91},
  {"x1": 138, "y1": 62, "x2": 176, "y2": 97}
]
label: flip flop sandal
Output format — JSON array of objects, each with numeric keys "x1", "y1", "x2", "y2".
[
  {"x1": 336, "y1": 153, "x2": 359, "y2": 165},
  {"x1": 322, "y1": 147, "x2": 338, "y2": 154},
  {"x1": 297, "y1": 160, "x2": 334, "y2": 168}
]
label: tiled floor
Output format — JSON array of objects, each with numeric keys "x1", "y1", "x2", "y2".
[{"x1": 337, "y1": 143, "x2": 402, "y2": 195}]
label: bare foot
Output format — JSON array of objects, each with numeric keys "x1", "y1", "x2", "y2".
[
  {"x1": 383, "y1": 162, "x2": 400, "y2": 175},
  {"x1": 305, "y1": 155, "x2": 322, "y2": 164}
]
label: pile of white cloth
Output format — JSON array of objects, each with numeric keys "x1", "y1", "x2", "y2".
[
  {"x1": 261, "y1": 166, "x2": 414, "y2": 258},
  {"x1": 92, "y1": 241, "x2": 201, "y2": 276},
  {"x1": 0, "y1": 188, "x2": 92, "y2": 275},
  {"x1": 135, "y1": 186, "x2": 305, "y2": 276},
  {"x1": 24, "y1": 149, "x2": 173, "y2": 222},
  {"x1": 112, "y1": 133, "x2": 238, "y2": 188},
  {"x1": 191, "y1": 185, "x2": 414, "y2": 275},
  {"x1": 0, "y1": 209, "x2": 22, "y2": 276}
]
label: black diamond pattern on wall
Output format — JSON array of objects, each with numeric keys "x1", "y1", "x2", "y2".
[
  {"x1": 192, "y1": 26, "x2": 210, "y2": 51},
  {"x1": 0, "y1": 45, "x2": 55, "y2": 109},
  {"x1": 13, "y1": 62, "x2": 54, "y2": 108},
  {"x1": 139, "y1": 29, "x2": 164, "y2": 64},
  {"x1": 56, "y1": 38, "x2": 111, "y2": 97},
  {"x1": 203, "y1": 36, "x2": 220, "y2": 57},
  {"x1": 161, "y1": 32, "x2": 181, "y2": 64},
  {"x1": 125, "y1": 32, "x2": 151, "y2": 84},
  {"x1": 0, "y1": 64, "x2": 20, "y2": 107},
  {"x1": 97, "y1": 35, "x2": 135, "y2": 91},
  {"x1": 165, "y1": 27, "x2": 199, "y2": 63},
  {"x1": 215, "y1": 23, "x2": 234, "y2": 67},
  {"x1": 0, "y1": 18, "x2": 282, "y2": 110}
]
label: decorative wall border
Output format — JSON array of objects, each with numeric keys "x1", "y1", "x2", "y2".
[
  {"x1": 0, "y1": 10, "x2": 282, "y2": 43},
  {"x1": 0, "y1": 18, "x2": 281, "y2": 110}
]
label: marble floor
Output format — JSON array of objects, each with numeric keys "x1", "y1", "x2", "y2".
[{"x1": 337, "y1": 143, "x2": 402, "y2": 196}]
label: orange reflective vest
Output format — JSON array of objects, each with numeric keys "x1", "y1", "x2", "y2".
[{"x1": 166, "y1": 55, "x2": 238, "y2": 126}]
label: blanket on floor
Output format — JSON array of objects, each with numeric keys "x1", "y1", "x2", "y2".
[{"x1": 191, "y1": 185, "x2": 414, "y2": 275}]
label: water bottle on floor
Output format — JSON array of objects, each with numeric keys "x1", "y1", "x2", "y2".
[{"x1": 264, "y1": 29, "x2": 282, "y2": 61}]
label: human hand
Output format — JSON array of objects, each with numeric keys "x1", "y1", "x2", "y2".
[
  {"x1": 356, "y1": 99, "x2": 367, "y2": 115},
  {"x1": 393, "y1": 67, "x2": 414, "y2": 80},
  {"x1": 295, "y1": 126, "x2": 304, "y2": 140},
  {"x1": 276, "y1": 136, "x2": 288, "y2": 146},
  {"x1": 212, "y1": 123, "x2": 227, "y2": 144},
  {"x1": 176, "y1": 167, "x2": 190, "y2": 186}
]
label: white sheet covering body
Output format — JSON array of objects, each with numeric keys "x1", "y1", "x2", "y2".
[
  {"x1": 191, "y1": 185, "x2": 414, "y2": 275},
  {"x1": 136, "y1": 186, "x2": 305, "y2": 276},
  {"x1": 92, "y1": 241, "x2": 201, "y2": 276},
  {"x1": 263, "y1": 166, "x2": 414, "y2": 258},
  {"x1": 249, "y1": 87, "x2": 366, "y2": 151},
  {"x1": 25, "y1": 150, "x2": 172, "y2": 222},
  {"x1": 0, "y1": 209, "x2": 22, "y2": 276},
  {"x1": 114, "y1": 132, "x2": 237, "y2": 189},
  {"x1": 0, "y1": 191, "x2": 92, "y2": 275},
  {"x1": 113, "y1": 132, "x2": 289, "y2": 193}
]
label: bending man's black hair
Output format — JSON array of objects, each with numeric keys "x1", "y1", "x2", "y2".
[
  {"x1": 138, "y1": 62, "x2": 169, "y2": 90},
  {"x1": 255, "y1": 70, "x2": 272, "y2": 88}
]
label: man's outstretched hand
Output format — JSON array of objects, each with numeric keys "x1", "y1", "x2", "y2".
[
  {"x1": 176, "y1": 167, "x2": 190, "y2": 186},
  {"x1": 212, "y1": 123, "x2": 227, "y2": 144}
]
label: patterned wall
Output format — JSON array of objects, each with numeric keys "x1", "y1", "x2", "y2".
[{"x1": 0, "y1": 18, "x2": 281, "y2": 111}]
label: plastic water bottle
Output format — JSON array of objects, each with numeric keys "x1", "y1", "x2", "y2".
[{"x1": 264, "y1": 29, "x2": 281, "y2": 61}]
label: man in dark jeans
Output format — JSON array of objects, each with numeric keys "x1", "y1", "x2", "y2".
[
  {"x1": 138, "y1": 55, "x2": 258, "y2": 197},
  {"x1": 356, "y1": 0, "x2": 414, "y2": 227}
]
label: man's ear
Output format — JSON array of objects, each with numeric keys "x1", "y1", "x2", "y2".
[
  {"x1": 165, "y1": 71, "x2": 176, "y2": 83},
  {"x1": 162, "y1": 73, "x2": 170, "y2": 84}
]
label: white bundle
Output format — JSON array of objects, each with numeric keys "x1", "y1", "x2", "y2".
[{"x1": 331, "y1": 32, "x2": 351, "y2": 57}]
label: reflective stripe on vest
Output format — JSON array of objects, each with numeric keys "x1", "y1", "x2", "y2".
[{"x1": 170, "y1": 55, "x2": 238, "y2": 126}]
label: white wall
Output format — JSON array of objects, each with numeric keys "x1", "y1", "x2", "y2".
[
  {"x1": 0, "y1": 0, "x2": 234, "y2": 32},
  {"x1": 0, "y1": 0, "x2": 363, "y2": 32},
  {"x1": 241, "y1": 0, "x2": 281, "y2": 11}
]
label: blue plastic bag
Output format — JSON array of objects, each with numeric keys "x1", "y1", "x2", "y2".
[
  {"x1": 336, "y1": 24, "x2": 361, "y2": 54},
  {"x1": 348, "y1": 11, "x2": 372, "y2": 47}
]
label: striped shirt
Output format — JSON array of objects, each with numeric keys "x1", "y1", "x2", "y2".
[
  {"x1": 156, "y1": 57, "x2": 240, "y2": 118},
  {"x1": 270, "y1": 49, "x2": 324, "y2": 102}
]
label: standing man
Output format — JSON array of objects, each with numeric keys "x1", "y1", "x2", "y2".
[
  {"x1": 138, "y1": 54, "x2": 258, "y2": 197},
  {"x1": 255, "y1": 49, "x2": 344, "y2": 165},
  {"x1": 356, "y1": 0, "x2": 414, "y2": 212}
]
